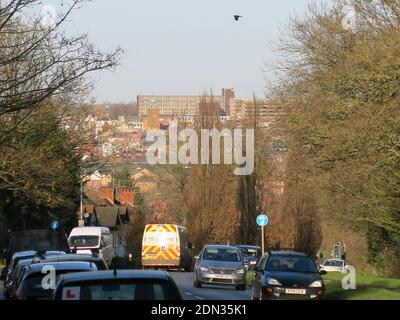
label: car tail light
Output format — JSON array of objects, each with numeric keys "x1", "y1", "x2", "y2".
[{"x1": 262, "y1": 286, "x2": 273, "y2": 294}]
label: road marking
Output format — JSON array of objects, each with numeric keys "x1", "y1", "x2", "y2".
[
  {"x1": 194, "y1": 295, "x2": 205, "y2": 300},
  {"x1": 185, "y1": 292, "x2": 193, "y2": 296}
]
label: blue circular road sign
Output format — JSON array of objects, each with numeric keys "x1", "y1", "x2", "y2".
[
  {"x1": 50, "y1": 220, "x2": 60, "y2": 230},
  {"x1": 256, "y1": 215, "x2": 269, "y2": 227}
]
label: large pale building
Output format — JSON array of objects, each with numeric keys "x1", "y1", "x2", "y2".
[
  {"x1": 137, "y1": 89, "x2": 234, "y2": 117},
  {"x1": 142, "y1": 109, "x2": 160, "y2": 131},
  {"x1": 232, "y1": 99, "x2": 285, "y2": 127}
]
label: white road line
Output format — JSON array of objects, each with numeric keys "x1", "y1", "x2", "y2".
[
  {"x1": 185, "y1": 292, "x2": 193, "y2": 296},
  {"x1": 194, "y1": 296, "x2": 205, "y2": 300}
]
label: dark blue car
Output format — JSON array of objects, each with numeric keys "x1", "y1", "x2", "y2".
[{"x1": 252, "y1": 251, "x2": 326, "y2": 300}]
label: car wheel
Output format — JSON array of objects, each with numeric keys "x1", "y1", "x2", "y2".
[{"x1": 236, "y1": 284, "x2": 246, "y2": 291}]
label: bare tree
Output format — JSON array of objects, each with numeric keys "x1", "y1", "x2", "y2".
[{"x1": 0, "y1": 0, "x2": 120, "y2": 121}]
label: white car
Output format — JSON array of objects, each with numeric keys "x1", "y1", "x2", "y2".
[{"x1": 319, "y1": 259, "x2": 346, "y2": 273}]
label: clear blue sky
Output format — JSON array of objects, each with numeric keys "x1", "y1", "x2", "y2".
[{"x1": 58, "y1": 0, "x2": 314, "y2": 103}]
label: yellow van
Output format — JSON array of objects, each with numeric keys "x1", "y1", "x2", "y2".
[{"x1": 141, "y1": 224, "x2": 192, "y2": 271}]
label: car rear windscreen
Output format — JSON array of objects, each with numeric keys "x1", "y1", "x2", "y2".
[
  {"x1": 60, "y1": 280, "x2": 181, "y2": 300},
  {"x1": 69, "y1": 235, "x2": 100, "y2": 248},
  {"x1": 24, "y1": 269, "x2": 95, "y2": 297}
]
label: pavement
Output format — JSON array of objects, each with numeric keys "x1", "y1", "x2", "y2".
[
  {"x1": 0, "y1": 281, "x2": 5, "y2": 300},
  {"x1": 170, "y1": 272, "x2": 252, "y2": 301}
]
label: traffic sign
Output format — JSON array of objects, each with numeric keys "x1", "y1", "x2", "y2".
[
  {"x1": 256, "y1": 215, "x2": 269, "y2": 227},
  {"x1": 50, "y1": 220, "x2": 60, "y2": 230}
]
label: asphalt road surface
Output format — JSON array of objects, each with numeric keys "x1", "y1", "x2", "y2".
[
  {"x1": 170, "y1": 272, "x2": 252, "y2": 300},
  {"x1": 0, "y1": 273, "x2": 252, "y2": 301}
]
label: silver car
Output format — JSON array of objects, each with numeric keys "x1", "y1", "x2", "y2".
[{"x1": 194, "y1": 245, "x2": 247, "y2": 290}]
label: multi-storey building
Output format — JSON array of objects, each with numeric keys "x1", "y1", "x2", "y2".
[
  {"x1": 232, "y1": 99, "x2": 285, "y2": 127},
  {"x1": 221, "y1": 88, "x2": 235, "y2": 116},
  {"x1": 137, "y1": 89, "x2": 234, "y2": 117},
  {"x1": 142, "y1": 109, "x2": 160, "y2": 131}
]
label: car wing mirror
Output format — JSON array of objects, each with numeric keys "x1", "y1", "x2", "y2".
[
  {"x1": 319, "y1": 270, "x2": 327, "y2": 276},
  {"x1": 194, "y1": 255, "x2": 200, "y2": 261}
]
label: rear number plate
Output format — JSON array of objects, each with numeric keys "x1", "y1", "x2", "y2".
[{"x1": 285, "y1": 289, "x2": 306, "y2": 295}]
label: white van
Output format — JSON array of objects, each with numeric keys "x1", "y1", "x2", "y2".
[{"x1": 68, "y1": 227, "x2": 114, "y2": 267}]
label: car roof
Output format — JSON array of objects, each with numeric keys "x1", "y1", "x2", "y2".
[
  {"x1": 34, "y1": 254, "x2": 103, "y2": 263},
  {"x1": 203, "y1": 245, "x2": 239, "y2": 250},
  {"x1": 15, "y1": 259, "x2": 34, "y2": 267},
  {"x1": 325, "y1": 259, "x2": 344, "y2": 262},
  {"x1": 23, "y1": 261, "x2": 97, "y2": 274},
  {"x1": 12, "y1": 250, "x2": 66, "y2": 259},
  {"x1": 11, "y1": 250, "x2": 37, "y2": 258},
  {"x1": 269, "y1": 250, "x2": 309, "y2": 257},
  {"x1": 236, "y1": 245, "x2": 261, "y2": 249},
  {"x1": 58, "y1": 270, "x2": 171, "y2": 284}
]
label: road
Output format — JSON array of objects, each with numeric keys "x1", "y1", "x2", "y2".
[
  {"x1": 170, "y1": 272, "x2": 252, "y2": 300},
  {"x1": 0, "y1": 273, "x2": 252, "y2": 301}
]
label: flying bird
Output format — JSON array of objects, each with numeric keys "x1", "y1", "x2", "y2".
[{"x1": 234, "y1": 15, "x2": 242, "y2": 21}]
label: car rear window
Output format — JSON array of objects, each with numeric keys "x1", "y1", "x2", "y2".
[
  {"x1": 59, "y1": 280, "x2": 180, "y2": 300},
  {"x1": 239, "y1": 248, "x2": 259, "y2": 258},
  {"x1": 69, "y1": 235, "x2": 100, "y2": 248},
  {"x1": 265, "y1": 255, "x2": 318, "y2": 273},
  {"x1": 24, "y1": 269, "x2": 94, "y2": 296},
  {"x1": 203, "y1": 248, "x2": 241, "y2": 262},
  {"x1": 324, "y1": 260, "x2": 344, "y2": 267}
]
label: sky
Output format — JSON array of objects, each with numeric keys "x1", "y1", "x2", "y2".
[{"x1": 51, "y1": 0, "x2": 314, "y2": 103}]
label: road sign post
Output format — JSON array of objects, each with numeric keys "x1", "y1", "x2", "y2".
[
  {"x1": 261, "y1": 225, "x2": 265, "y2": 256},
  {"x1": 256, "y1": 214, "x2": 269, "y2": 255}
]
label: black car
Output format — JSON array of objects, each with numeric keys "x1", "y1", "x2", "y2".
[
  {"x1": 15, "y1": 261, "x2": 97, "y2": 300},
  {"x1": 4, "y1": 258, "x2": 35, "y2": 299},
  {"x1": 31, "y1": 254, "x2": 108, "y2": 270},
  {"x1": 252, "y1": 251, "x2": 326, "y2": 300},
  {"x1": 236, "y1": 245, "x2": 261, "y2": 270},
  {"x1": 52, "y1": 270, "x2": 182, "y2": 300},
  {"x1": 3, "y1": 230, "x2": 70, "y2": 267}
]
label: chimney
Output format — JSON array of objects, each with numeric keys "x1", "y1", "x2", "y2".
[
  {"x1": 116, "y1": 188, "x2": 135, "y2": 206},
  {"x1": 99, "y1": 187, "x2": 114, "y2": 203}
]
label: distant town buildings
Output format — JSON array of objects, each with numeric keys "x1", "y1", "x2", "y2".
[
  {"x1": 221, "y1": 88, "x2": 235, "y2": 116},
  {"x1": 137, "y1": 89, "x2": 234, "y2": 117},
  {"x1": 142, "y1": 109, "x2": 160, "y2": 131},
  {"x1": 232, "y1": 98, "x2": 285, "y2": 127}
]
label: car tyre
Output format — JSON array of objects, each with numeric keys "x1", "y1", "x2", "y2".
[{"x1": 236, "y1": 284, "x2": 246, "y2": 291}]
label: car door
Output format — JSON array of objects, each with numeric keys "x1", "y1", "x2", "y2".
[{"x1": 252, "y1": 254, "x2": 268, "y2": 297}]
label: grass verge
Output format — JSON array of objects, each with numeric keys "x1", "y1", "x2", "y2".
[
  {"x1": 246, "y1": 271, "x2": 400, "y2": 300},
  {"x1": 323, "y1": 272, "x2": 400, "y2": 300}
]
